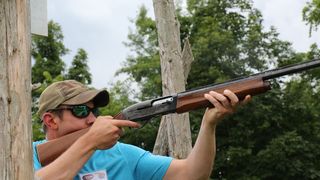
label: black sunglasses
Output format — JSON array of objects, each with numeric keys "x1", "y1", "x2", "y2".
[{"x1": 49, "y1": 105, "x2": 100, "y2": 118}]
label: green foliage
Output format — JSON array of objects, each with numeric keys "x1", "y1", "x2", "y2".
[
  {"x1": 257, "y1": 131, "x2": 320, "y2": 179},
  {"x1": 303, "y1": 0, "x2": 320, "y2": 34},
  {"x1": 99, "y1": 80, "x2": 137, "y2": 115},
  {"x1": 32, "y1": 20, "x2": 69, "y2": 84},
  {"x1": 117, "y1": 6, "x2": 161, "y2": 100},
  {"x1": 212, "y1": 75, "x2": 320, "y2": 179},
  {"x1": 67, "y1": 48, "x2": 92, "y2": 84},
  {"x1": 186, "y1": 0, "x2": 294, "y2": 88}
]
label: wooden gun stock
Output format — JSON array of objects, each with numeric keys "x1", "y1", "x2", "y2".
[
  {"x1": 36, "y1": 59, "x2": 320, "y2": 167},
  {"x1": 175, "y1": 78, "x2": 270, "y2": 113},
  {"x1": 37, "y1": 128, "x2": 89, "y2": 166}
]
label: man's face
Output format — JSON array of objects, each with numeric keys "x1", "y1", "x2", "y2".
[{"x1": 55, "y1": 102, "x2": 97, "y2": 138}]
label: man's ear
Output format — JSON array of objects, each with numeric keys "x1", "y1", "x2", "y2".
[{"x1": 42, "y1": 112, "x2": 58, "y2": 130}]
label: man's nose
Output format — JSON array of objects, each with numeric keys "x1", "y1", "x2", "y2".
[{"x1": 86, "y1": 112, "x2": 96, "y2": 125}]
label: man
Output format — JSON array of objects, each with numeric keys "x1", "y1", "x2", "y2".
[{"x1": 33, "y1": 80, "x2": 250, "y2": 180}]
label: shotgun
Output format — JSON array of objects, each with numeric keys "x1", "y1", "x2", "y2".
[{"x1": 36, "y1": 59, "x2": 320, "y2": 166}]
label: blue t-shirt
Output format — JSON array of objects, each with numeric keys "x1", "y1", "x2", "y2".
[{"x1": 33, "y1": 140, "x2": 173, "y2": 180}]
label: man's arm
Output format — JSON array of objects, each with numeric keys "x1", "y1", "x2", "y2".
[
  {"x1": 35, "y1": 118, "x2": 140, "y2": 180},
  {"x1": 35, "y1": 133, "x2": 95, "y2": 180},
  {"x1": 164, "y1": 90, "x2": 250, "y2": 180}
]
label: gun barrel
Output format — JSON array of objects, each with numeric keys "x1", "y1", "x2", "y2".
[{"x1": 261, "y1": 59, "x2": 320, "y2": 80}]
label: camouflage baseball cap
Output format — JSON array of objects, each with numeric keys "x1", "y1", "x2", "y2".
[{"x1": 38, "y1": 80, "x2": 109, "y2": 118}]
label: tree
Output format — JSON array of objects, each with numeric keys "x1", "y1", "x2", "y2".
[
  {"x1": 118, "y1": 6, "x2": 161, "y2": 100},
  {"x1": 67, "y1": 48, "x2": 92, "y2": 84},
  {"x1": 303, "y1": 0, "x2": 320, "y2": 34},
  {"x1": 151, "y1": 0, "x2": 195, "y2": 158},
  {"x1": 0, "y1": 0, "x2": 33, "y2": 179},
  {"x1": 31, "y1": 20, "x2": 69, "y2": 84}
]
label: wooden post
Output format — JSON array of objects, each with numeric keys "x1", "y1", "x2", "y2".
[
  {"x1": 152, "y1": 0, "x2": 194, "y2": 158},
  {"x1": 0, "y1": 0, "x2": 33, "y2": 179}
]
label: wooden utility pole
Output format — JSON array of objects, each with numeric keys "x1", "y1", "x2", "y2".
[
  {"x1": 0, "y1": 0, "x2": 33, "y2": 179},
  {"x1": 152, "y1": 0, "x2": 194, "y2": 158}
]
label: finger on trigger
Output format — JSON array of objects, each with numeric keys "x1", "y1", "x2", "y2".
[
  {"x1": 100, "y1": 115, "x2": 113, "y2": 119},
  {"x1": 112, "y1": 120, "x2": 141, "y2": 128}
]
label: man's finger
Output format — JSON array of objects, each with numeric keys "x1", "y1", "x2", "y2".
[
  {"x1": 204, "y1": 93, "x2": 223, "y2": 110},
  {"x1": 223, "y1": 89, "x2": 239, "y2": 107},
  {"x1": 209, "y1": 91, "x2": 231, "y2": 109},
  {"x1": 99, "y1": 115, "x2": 114, "y2": 119},
  {"x1": 111, "y1": 120, "x2": 141, "y2": 128},
  {"x1": 241, "y1": 95, "x2": 251, "y2": 105}
]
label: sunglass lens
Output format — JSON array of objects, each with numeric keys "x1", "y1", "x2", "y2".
[
  {"x1": 72, "y1": 105, "x2": 89, "y2": 118},
  {"x1": 92, "y1": 108, "x2": 100, "y2": 117}
]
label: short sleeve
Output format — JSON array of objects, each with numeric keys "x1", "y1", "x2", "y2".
[
  {"x1": 33, "y1": 140, "x2": 46, "y2": 170},
  {"x1": 118, "y1": 143, "x2": 173, "y2": 180}
]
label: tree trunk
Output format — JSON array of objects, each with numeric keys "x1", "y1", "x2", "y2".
[
  {"x1": 0, "y1": 0, "x2": 33, "y2": 179},
  {"x1": 152, "y1": 0, "x2": 194, "y2": 158}
]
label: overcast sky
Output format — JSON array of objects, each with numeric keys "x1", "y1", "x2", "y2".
[{"x1": 47, "y1": 0, "x2": 320, "y2": 89}]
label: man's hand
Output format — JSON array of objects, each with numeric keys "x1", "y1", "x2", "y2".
[
  {"x1": 203, "y1": 89, "x2": 251, "y2": 127},
  {"x1": 85, "y1": 116, "x2": 141, "y2": 150}
]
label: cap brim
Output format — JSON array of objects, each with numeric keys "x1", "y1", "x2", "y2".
[{"x1": 62, "y1": 89, "x2": 109, "y2": 107}]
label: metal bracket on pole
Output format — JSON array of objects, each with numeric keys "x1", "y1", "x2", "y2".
[{"x1": 31, "y1": 0, "x2": 47, "y2": 36}]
